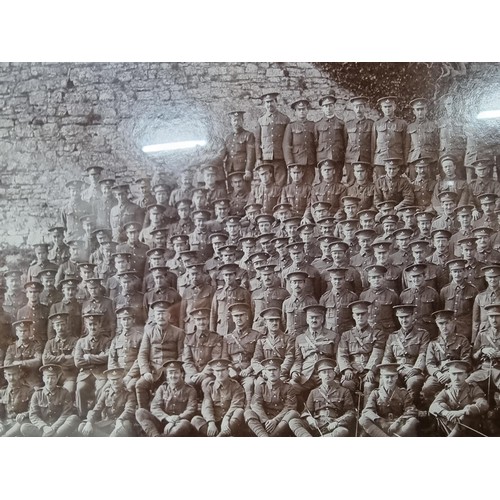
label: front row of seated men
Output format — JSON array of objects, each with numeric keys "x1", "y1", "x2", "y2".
[{"x1": 0, "y1": 354, "x2": 488, "y2": 437}]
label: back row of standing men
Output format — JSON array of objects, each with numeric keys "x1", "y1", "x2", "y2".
[{"x1": 1, "y1": 89, "x2": 499, "y2": 437}]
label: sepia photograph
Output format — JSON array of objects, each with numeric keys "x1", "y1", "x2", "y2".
[{"x1": 1, "y1": 61, "x2": 500, "y2": 440}]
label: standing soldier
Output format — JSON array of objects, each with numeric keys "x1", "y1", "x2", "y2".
[
  {"x1": 3, "y1": 270, "x2": 27, "y2": 318},
  {"x1": 133, "y1": 177, "x2": 156, "y2": 210},
  {"x1": 74, "y1": 312, "x2": 110, "y2": 418},
  {"x1": 372, "y1": 96, "x2": 408, "y2": 178},
  {"x1": 17, "y1": 281, "x2": 49, "y2": 345},
  {"x1": 432, "y1": 156, "x2": 469, "y2": 212},
  {"x1": 400, "y1": 264, "x2": 441, "y2": 338},
  {"x1": 108, "y1": 306, "x2": 143, "y2": 384},
  {"x1": 360, "y1": 265, "x2": 399, "y2": 338},
  {"x1": 411, "y1": 158, "x2": 437, "y2": 210},
  {"x1": 210, "y1": 263, "x2": 251, "y2": 337},
  {"x1": 4, "y1": 319, "x2": 42, "y2": 389},
  {"x1": 344, "y1": 96, "x2": 374, "y2": 183},
  {"x1": 188, "y1": 209, "x2": 211, "y2": 259},
  {"x1": 346, "y1": 162, "x2": 375, "y2": 211},
  {"x1": 337, "y1": 300, "x2": 385, "y2": 402},
  {"x1": 20, "y1": 364, "x2": 80, "y2": 437},
  {"x1": 289, "y1": 305, "x2": 339, "y2": 395},
  {"x1": 143, "y1": 266, "x2": 181, "y2": 324},
  {"x1": 280, "y1": 164, "x2": 311, "y2": 218},
  {"x1": 136, "y1": 300, "x2": 185, "y2": 409},
  {"x1": 244, "y1": 357, "x2": 299, "y2": 437},
  {"x1": 27, "y1": 243, "x2": 58, "y2": 283},
  {"x1": 180, "y1": 263, "x2": 214, "y2": 334},
  {"x1": 113, "y1": 271, "x2": 146, "y2": 326},
  {"x1": 314, "y1": 94, "x2": 345, "y2": 184},
  {"x1": 169, "y1": 172, "x2": 194, "y2": 208},
  {"x1": 319, "y1": 268, "x2": 358, "y2": 334},
  {"x1": 422, "y1": 310, "x2": 472, "y2": 406},
  {"x1": 49, "y1": 277, "x2": 82, "y2": 339},
  {"x1": 223, "y1": 110, "x2": 255, "y2": 183},
  {"x1": 248, "y1": 163, "x2": 282, "y2": 216},
  {"x1": 43, "y1": 312, "x2": 78, "y2": 394},
  {"x1": 472, "y1": 265, "x2": 500, "y2": 342},
  {"x1": 382, "y1": 305, "x2": 430, "y2": 404},
  {"x1": 38, "y1": 269, "x2": 62, "y2": 309},
  {"x1": 60, "y1": 180, "x2": 92, "y2": 240},
  {"x1": 109, "y1": 183, "x2": 144, "y2": 243},
  {"x1": 406, "y1": 98, "x2": 439, "y2": 179},
  {"x1": 136, "y1": 359, "x2": 197, "y2": 437},
  {"x1": 191, "y1": 358, "x2": 245, "y2": 437},
  {"x1": 440, "y1": 259, "x2": 478, "y2": 339},
  {"x1": 251, "y1": 264, "x2": 289, "y2": 331},
  {"x1": 283, "y1": 242, "x2": 322, "y2": 300},
  {"x1": 251, "y1": 307, "x2": 294, "y2": 381},
  {"x1": 95, "y1": 177, "x2": 117, "y2": 229},
  {"x1": 81, "y1": 166, "x2": 103, "y2": 207},
  {"x1": 116, "y1": 221, "x2": 149, "y2": 276},
  {"x1": 374, "y1": 158, "x2": 415, "y2": 210},
  {"x1": 306, "y1": 160, "x2": 346, "y2": 221},
  {"x1": 0, "y1": 364, "x2": 33, "y2": 437},
  {"x1": 227, "y1": 172, "x2": 250, "y2": 217},
  {"x1": 254, "y1": 91, "x2": 290, "y2": 187},
  {"x1": 79, "y1": 367, "x2": 136, "y2": 437},
  {"x1": 183, "y1": 308, "x2": 224, "y2": 390},
  {"x1": 359, "y1": 362, "x2": 419, "y2": 437},
  {"x1": 223, "y1": 303, "x2": 261, "y2": 405},
  {"x1": 283, "y1": 98, "x2": 316, "y2": 185},
  {"x1": 47, "y1": 226, "x2": 70, "y2": 266}
]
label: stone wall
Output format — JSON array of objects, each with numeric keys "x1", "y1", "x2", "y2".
[{"x1": 0, "y1": 62, "x2": 362, "y2": 248}]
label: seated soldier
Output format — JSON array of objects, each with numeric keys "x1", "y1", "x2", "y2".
[
  {"x1": 182, "y1": 308, "x2": 224, "y2": 390},
  {"x1": 430, "y1": 360, "x2": 489, "y2": 437},
  {"x1": 136, "y1": 360, "x2": 198, "y2": 437},
  {"x1": 244, "y1": 357, "x2": 298, "y2": 437},
  {"x1": 382, "y1": 305, "x2": 430, "y2": 405},
  {"x1": 42, "y1": 312, "x2": 78, "y2": 394},
  {"x1": 422, "y1": 310, "x2": 471, "y2": 406},
  {"x1": 359, "y1": 363, "x2": 419, "y2": 437},
  {"x1": 109, "y1": 307, "x2": 143, "y2": 391},
  {"x1": 79, "y1": 368, "x2": 136, "y2": 437},
  {"x1": 4, "y1": 319, "x2": 42, "y2": 389},
  {"x1": 192, "y1": 358, "x2": 245, "y2": 437},
  {"x1": 290, "y1": 304, "x2": 339, "y2": 396},
  {"x1": 0, "y1": 364, "x2": 33, "y2": 437},
  {"x1": 468, "y1": 303, "x2": 500, "y2": 402},
  {"x1": 250, "y1": 307, "x2": 294, "y2": 383},
  {"x1": 338, "y1": 301, "x2": 385, "y2": 403},
  {"x1": 20, "y1": 364, "x2": 80, "y2": 437},
  {"x1": 136, "y1": 300, "x2": 185, "y2": 409},
  {"x1": 289, "y1": 358, "x2": 356, "y2": 437},
  {"x1": 223, "y1": 304, "x2": 261, "y2": 398},
  {"x1": 74, "y1": 312, "x2": 110, "y2": 418}
]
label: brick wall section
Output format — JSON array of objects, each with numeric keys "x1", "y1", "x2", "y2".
[{"x1": 0, "y1": 62, "x2": 369, "y2": 248}]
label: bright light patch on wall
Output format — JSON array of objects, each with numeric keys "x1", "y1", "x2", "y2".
[
  {"x1": 142, "y1": 140, "x2": 207, "y2": 153},
  {"x1": 477, "y1": 110, "x2": 500, "y2": 120}
]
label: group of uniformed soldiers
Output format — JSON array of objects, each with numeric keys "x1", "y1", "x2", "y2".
[{"x1": 1, "y1": 89, "x2": 499, "y2": 437}]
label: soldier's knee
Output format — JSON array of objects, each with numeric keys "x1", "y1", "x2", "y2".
[
  {"x1": 244, "y1": 409, "x2": 258, "y2": 422},
  {"x1": 282, "y1": 410, "x2": 300, "y2": 422},
  {"x1": 135, "y1": 377, "x2": 151, "y2": 391},
  {"x1": 358, "y1": 415, "x2": 371, "y2": 428},
  {"x1": 191, "y1": 416, "x2": 206, "y2": 432},
  {"x1": 135, "y1": 408, "x2": 151, "y2": 423}
]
